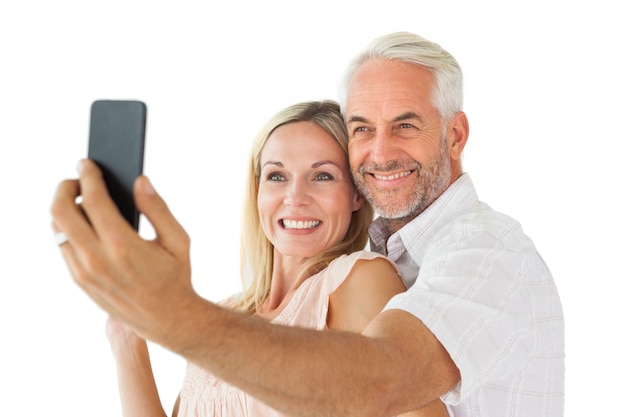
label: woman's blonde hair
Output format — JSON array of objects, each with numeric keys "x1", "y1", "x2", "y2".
[{"x1": 233, "y1": 100, "x2": 374, "y2": 314}]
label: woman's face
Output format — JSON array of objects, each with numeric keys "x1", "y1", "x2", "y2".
[{"x1": 257, "y1": 121, "x2": 362, "y2": 260}]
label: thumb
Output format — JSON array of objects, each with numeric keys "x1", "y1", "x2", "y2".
[{"x1": 133, "y1": 176, "x2": 190, "y2": 257}]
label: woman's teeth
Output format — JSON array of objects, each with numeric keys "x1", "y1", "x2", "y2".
[{"x1": 282, "y1": 219, "x2": 320, "y2": 229}]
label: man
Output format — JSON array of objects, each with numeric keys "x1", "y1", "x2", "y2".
[{"x1": 51, "y1": 32, "x2": 565, "y2": 416}]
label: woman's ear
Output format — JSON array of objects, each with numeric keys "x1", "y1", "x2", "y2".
[{"x1": 352, "y1": 191, "x2": 364, "y2": 212}]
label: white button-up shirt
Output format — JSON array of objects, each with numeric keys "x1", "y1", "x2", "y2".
[{"x1": 371, "y1": 174, "x2": 565, "y2": 417}]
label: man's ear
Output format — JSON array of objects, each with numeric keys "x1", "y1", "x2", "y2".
[{"x1": 447, "y1": 111, "x2": 469, "y2": 160}]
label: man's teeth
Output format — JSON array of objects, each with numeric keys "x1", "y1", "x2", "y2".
[
  {"x1": 373, "y1": 170, "x2": 412, "y2": 181},
  {"x1": 282, "y1": 219, "x2": 320, "y2": 229}
]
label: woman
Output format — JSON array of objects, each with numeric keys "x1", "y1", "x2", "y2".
[{"x1": 106, "y1": 100, "x2": 447, "y2": 416}]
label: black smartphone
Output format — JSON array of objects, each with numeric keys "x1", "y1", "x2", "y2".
[{"x1": 87, "y1": 100, "x2": 147, "y2": 230}]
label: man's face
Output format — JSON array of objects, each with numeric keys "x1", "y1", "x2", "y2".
[{"x1": 346, "y1": 59, "x2": 453, "y2": 223}]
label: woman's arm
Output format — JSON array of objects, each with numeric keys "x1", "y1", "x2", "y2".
[
  {"x1": 105, "y1": 317, "x2": 170, "y2": 417},
  {"x1": 327, "y1": 256, "x2": 405, "y2": 333},
  {"x1": 327, "y1": 257, "x2": 449, "y2": 417}
]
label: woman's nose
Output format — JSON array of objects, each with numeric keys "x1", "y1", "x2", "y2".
[{"x1": 283, "y1": 179, "x2": 311, "y2": 207}]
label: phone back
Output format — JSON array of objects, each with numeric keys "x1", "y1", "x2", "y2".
[{"x1": 88, "y1": 100, "x2": 146, "y2": 230}]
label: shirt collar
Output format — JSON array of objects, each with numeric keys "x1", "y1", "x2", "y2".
[{"x1": 369, "y1": 174, "x2": 478, "y2": 266}]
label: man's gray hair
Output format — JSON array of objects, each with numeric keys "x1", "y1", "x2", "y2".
[{"x1": 339, "y1": 32, "x2": 463, "y2": 123}]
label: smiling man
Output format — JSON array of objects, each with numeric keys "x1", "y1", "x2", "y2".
[
  {"x1": 51, "y1": 32, "x2": 565, "y2": 417},
  {"x1": 338, "y1": 32, "x2": 565, "y2": 415},
  {"x1": 346, "y1": 61, "x2": 460, "y2": 232}
]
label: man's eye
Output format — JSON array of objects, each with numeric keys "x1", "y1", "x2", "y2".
[
  {"x1": 399, "y1": 123, "x2": 415, "y2": 129},
  {"x1": 350, "y1": 126, "x2": 373, "y2": 141}
]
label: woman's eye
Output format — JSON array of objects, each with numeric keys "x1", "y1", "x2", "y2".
[
  {"x1": 315, "y1": 173, "x2": 334, "y2": 181},
  {"x1": 268, "y1": 173, "x2": 285, "y2": 181}
]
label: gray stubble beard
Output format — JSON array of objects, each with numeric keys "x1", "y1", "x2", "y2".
[{"x1": 352, "y1": 136, "x2": 452, "y2": 221}]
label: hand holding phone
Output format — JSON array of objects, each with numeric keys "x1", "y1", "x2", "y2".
[{"x1": 87, "y1": 100, "x2": 147, "y2": 230}]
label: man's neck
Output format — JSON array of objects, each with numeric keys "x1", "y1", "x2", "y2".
[
  {"x1": 380, "y1": 172, "x2": 464, "y2": 235},
  {"x1": 380, "y1": 216, "x2": 415, "y2": 235}
]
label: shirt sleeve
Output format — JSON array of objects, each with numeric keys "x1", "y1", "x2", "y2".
[{"x1": 384, "y1": 221, "x2": 539, "y2": 403}]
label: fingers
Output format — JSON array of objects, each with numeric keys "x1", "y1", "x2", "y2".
[
  {"x1": 50, "y1": 160, "x2": 128, "y2": 297},
  {"x1": 50, "y1": 159, "x2": 197, "y2": 349},
  {"x1": 133, "y1": 175, "x2": 190, "y2": 257},
  {"x1": 50, "y1": 176, "x2": 98, "y2": 254},
  {"x1": 51, "y1": 158, "x2": 190, "y2": 279},
  {"x1": 76, "y1": 159, "x2": 134, "y2": 242},
  {"x1": 55, "y1": 159, "x2": 188, "y2": 258}
]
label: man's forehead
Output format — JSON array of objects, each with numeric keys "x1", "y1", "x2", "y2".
[
  {"x1": 345, "y1": 60, "x2": 435, "y2": 120},
  {"x1": 345, "y1": 91, "x2": 433, "y2": 124},
  {"x1": 347, "y1": 59, "x2": 433, "y2": 90}
]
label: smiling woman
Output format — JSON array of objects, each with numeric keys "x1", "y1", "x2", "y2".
[
  {"x1": 237, "y1": 100, "x2": 381, "y2": 314},
  {"x1": 257, "y1": 121, "x2": 361, "y2": 263}
]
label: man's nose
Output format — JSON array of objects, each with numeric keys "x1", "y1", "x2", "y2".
[{"x1": 369, "y1": 128, "x2": 398, "y2": 165}]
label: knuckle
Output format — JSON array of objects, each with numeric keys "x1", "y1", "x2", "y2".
[
  {"x1": 49, "y1": 201, "x2": 62, "y2": 219},
  {"x1": 79, "y1": 193, "x2": 99, "y2": 214},
  {"x1": 181, "y1": 231, "x2": 191, "y2": 248},
  {"x1": 82, "y1": 252, "x2": 109, "y2": 277},
  {"x1": 50, "y1": 198, "x2": 68, "y2": 220},
  {"x1": 73, "y1": 268, "x2": 96, "y2": 288},
  {"x1": 107, "y1": 238, "x2": 133, "y2": 266}
]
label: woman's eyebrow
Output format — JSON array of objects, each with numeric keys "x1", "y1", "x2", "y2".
[
  {"x1": 262, "y1": 160, "x2": 341, "y2": 169},
  {"x1": 311, "y1": 160, "x2": 341, "y2": 169},
  {"x1": 261, "y1": 161, "x2": 283, "y2": 169}
]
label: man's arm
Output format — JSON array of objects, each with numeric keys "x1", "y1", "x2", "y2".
[
  {"x1": 171, "y1": 299, "x2": 459, "y2": 417},
  {"x1": 51, "y1": 160, "x2": 459, "y2": 417}
]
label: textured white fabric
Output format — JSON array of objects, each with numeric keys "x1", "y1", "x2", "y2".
[{"x1": 373, "y1": 174, "x2": 565, "y2": 417}]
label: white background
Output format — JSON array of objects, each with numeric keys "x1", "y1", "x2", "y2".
[{"x1": 1, "y1": 0, "x2": 624, "y2": 415}]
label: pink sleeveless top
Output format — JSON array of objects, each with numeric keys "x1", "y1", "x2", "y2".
[{"x1": 176, "y1": 251, "x2": 395, "y2": 417}]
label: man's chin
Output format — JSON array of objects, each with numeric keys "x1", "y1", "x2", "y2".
[{"x1": 372, "y1": 203, "x2": 418, "y2": 220}]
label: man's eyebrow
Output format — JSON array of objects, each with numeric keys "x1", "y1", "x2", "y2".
[
  {"x1": 393, "y1": 112, "x2": 424, "y2": 123},
  {"x1": 347, "y1": 115, "x2": 368, "y2": 124},
  {"x1": 347, "y1": 112, "x2": 424, "y2": 124}
]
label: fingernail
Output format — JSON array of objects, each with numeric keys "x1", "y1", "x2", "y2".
[
  {"x1": 143, "y1": 177, "x2": 156, "y2": 195},
  {"x1": 76, "y1": 159, "x2": 86, "y2": 174}
]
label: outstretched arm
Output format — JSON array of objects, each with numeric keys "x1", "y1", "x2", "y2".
[
  {"x1": 158, "y1": 298, "x2": 457, "y2": 417},
  {"x1": 51, "y1": 160, "x2": 459, "y2": 417}
]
